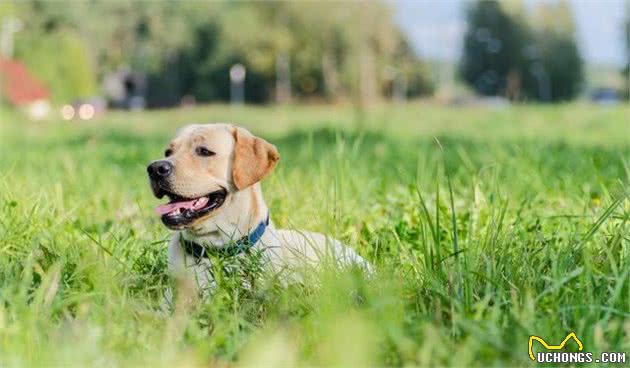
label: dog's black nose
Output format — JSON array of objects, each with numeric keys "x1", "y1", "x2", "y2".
[{"x1": 147, "y1": 160, "x2": 173, "y2": 179}]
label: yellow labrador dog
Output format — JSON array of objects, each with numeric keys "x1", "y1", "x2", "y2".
[{"x1": 147, "y1": 123, "x2": 369, "y2": 296}]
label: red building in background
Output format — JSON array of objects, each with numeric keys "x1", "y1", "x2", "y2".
[{"x1": 0, "y1": 58, "x2": 50, "y2": 119}]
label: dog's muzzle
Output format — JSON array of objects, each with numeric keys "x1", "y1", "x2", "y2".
[{"x1": 147, "y1": 160, "x2": 228, "y2": 229}]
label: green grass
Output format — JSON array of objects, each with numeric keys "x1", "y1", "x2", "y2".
[{"x1": 0, "y1": 103, "x2": 628, "y2": 367}]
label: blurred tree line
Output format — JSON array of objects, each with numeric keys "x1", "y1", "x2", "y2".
[
  {"x1": 460, "y1": 0, "x2": 584, "y2": 102},
  {"x1": 2, "y1": 1, "x2": 433, "y2": 105}
]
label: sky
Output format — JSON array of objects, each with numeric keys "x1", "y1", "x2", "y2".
[{"x1": 393, "y1": 0, "x2": 628, "y2": 67}]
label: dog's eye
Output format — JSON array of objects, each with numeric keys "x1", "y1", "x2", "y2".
[
  {"x1": 196, "y1": 147, "x2": 215, "y2": 157},
  {"x1": 164, "y1": 149, "x2": 173, "y2": 157}
]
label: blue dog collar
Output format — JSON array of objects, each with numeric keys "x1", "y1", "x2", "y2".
[{"x1": 181, "y1": 215, "x2": 270, "y2": 258}]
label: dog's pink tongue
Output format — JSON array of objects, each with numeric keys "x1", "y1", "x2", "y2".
[{"x1": 155, "y1": 197, "x2": 208, "y2": 216}]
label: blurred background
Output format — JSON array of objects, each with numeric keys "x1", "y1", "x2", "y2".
[
  {"x1": 0, "y1": 3, "x2": 628, "y2": 366},
  {"x1": 0, "y1": 0, "x2": 628, "y2": 120}
]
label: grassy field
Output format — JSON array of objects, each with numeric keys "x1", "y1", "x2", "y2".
[{"x1": 0, "y1": 103, "x2": 628, "y2": 367}]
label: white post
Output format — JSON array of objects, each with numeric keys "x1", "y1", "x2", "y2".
[
  {"x1": 1, "y1": 17, "x2": 23, "y2": 59},
  {"x1": 229, "y1": 63, "x2": 246, "y2": 106}
]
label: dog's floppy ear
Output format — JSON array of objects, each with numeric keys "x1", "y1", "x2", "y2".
[{"x1": 231, "y1": 126, "x2": 280, "y2": 190}]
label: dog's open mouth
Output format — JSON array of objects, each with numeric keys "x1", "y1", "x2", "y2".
[{"x1": 154, "y1": 188, "x2": 227, "y2": 228}]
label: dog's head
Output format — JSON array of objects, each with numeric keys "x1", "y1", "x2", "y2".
[{"x1": 147, "y1": 123, "x2": 279, "y2": 230}]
